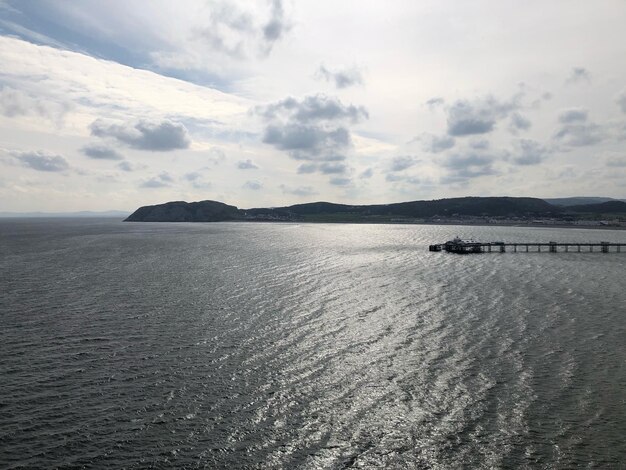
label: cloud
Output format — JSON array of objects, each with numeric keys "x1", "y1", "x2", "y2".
[
  {"x1": 316, "y1": 65, "x2": 364, "y2": 89},
  {"x1": 319, "y1": 162, "x2": 348, "y2": 174},
  {"x1": 90, "y1": 118, "x2": 191, "y2": 151},
  {"x1": 616, "y1": 91, "x2": 626, "y2": 113},
  {"x1": 258, "y1": 95, "x2": 368, "y2": 123},
  {"x1": 118, "y1": 161, "x2": 132, "y2": 171},
  {"x1": 389, "y1": 155, "x2": 419, "y2": 172},
  {"x1": 426, "y1": 97, "x2": 445, "y2": 109},
  {"x1": 385, "y1": 173, "x2": 421, "y2": 184},
  {"x1": 440, "y1": 153, "x2": 496, "y2": 182},
  {"x1": 141, "y1": 172, "x2": 174, "y2": 188},
  {"x1": 606, "y1": 157, "x2": 626, "y2": 167},
  {"x1": 329, "y1": 176, "x2": 351, "y2": 186},
  {"x1": 263, "y1": 125, "x2": 350, "y2": 159},
  {"x1": 469, "y1": 139, "x2": 490, "y2": 150},
  {"x1": 14, "y1": 150, "x2": 69, "y2": 172},
  {"x1": 243, "y1": 180, "x2": 262, "y2": 190},
  {"x1": 296, "y1": 163, "x2": 317, "y2": 174},
  {"x1": 554, "y1": 123, "x2": 603, "y2": 147},
  {"x1": 183, "y1": 171, "x2": 211, "y2": 189},
  {"x1": 81, "y1": 144, "x2": 124, "y2": 160},
  {"x1": 0, "y1": 85, "x2": 69, "y2": 121},
  {"x1": 511, "y1": 139, "x2": 547, "y2": 166},
  {"x1": 263, "y1": 0, "x2": 290, "y2": 46},
  {"x1": 280, "y1": 184, "x2": 317, "y2": 197},
  {"x1": 558, "y1": 108, "x2": 588, "y2": 123},
  {"x1": 421, "y1": 133, "x2": 455, "y2": 153},
  {"x1": 191, "y1": 0, "x2": 290, "y2": 60},
  {"x1": 509, "y1": 112, "x2": 531, "y2": 132},
  {"x1": 237, "y1": 159, "x2": 259, "y2": 169},
  {"x1": 446, "y1": 95, "x2": 519, "y2": 136},
  {"x1": 359, "y1": 168, "x2": 373, "y2": 179},
  {"x1": 566, "y1": 67, "x2": 591, "y2": 84},
  {"x1": 257, "y1": 94, "x2": 367, "y2": 164}
]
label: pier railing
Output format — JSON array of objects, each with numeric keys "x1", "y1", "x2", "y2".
[{"x1": 429, "y1": 241, "x2": 626, "y2": 254}]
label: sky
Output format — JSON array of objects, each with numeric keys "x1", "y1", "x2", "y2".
[{"x1": 0, "y1": 0, "x2": 625, "y2": 212}]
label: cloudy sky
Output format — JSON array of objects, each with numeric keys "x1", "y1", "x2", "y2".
[{"x1": 1, "y1": 0, "x2": 625, "y2": 211}]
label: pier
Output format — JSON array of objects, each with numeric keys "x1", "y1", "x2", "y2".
[{"x1": 429, "y1": 238, "x2": 626, "y2": 254}]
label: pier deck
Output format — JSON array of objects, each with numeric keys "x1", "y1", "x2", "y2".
[{"x1": 429, "y1": 241, "x2": 626, "y2": 254}]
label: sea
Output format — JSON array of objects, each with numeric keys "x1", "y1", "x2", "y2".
[{"x1": 1, "y1": 219, "x2": 625, "y2": 469}]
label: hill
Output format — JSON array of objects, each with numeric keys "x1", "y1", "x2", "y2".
[
  {"x1": 126, "y1": 197, "x2": 561, "y2": 223},
  {"x1": 125, "y1": 200, "x2": 241, "y2": 222},
  {"x1": 542, "y1": 197, "x2": 620, "y2": 207},
  {"x1": 565, "y1": 201, "x2": 626, "y2": 214}
]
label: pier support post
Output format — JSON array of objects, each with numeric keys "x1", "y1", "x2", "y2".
[
  {"x1": 549, "y1": 242, "x2": 557, "y2": 253},
  {"x1": 601, "y1": 242, "x2": 609, "y2": 253},
  {"x1": 578, "y1": 245, "x2": 581, "y2": 252},
  {"x1": 500, "y1": 245, "x2": 505, "y2": 253}
]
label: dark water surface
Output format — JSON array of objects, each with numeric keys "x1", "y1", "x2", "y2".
[{"x1": 1, "y1": 219, "x2": 625, "y2": 469}]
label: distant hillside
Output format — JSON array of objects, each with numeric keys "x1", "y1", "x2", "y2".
[
  {"x1": 565, "y1": 201, "x2": 626, "y2": 214},
  {"x1": 543, "y1": 197, "x2": 620, "y2": 206},
  {"x1": 126, "y1": 197, "x2": 561, "y2": 222}
]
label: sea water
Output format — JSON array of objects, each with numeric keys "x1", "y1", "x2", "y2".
[{"x1": 1, "y1": 219, "x2": 625, "y2": 468}]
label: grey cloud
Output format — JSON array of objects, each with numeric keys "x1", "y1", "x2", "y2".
[
  {"x1": 117, "y1": 161, "x2": 134, "y2": 172},
  {"x1": 81, "y1": 144, "x2": 124, "y2": 160},
  {"x1": 15, "y1": 150, "x2": 69, "y2": 172},
  {"x1": 511, "y1": 139, "x2": 547, "y2": 166},
  {"x1": 193, "y1": 0, "x2": 289, "y2": 58},
  {"x1": 446, "y1": 95, "x2": 519, "y2": 136},
  {"x1": 558, "y1": 108, "x2": 588, "y2": 123},
  {"x1": 389, "y1": 156, "x2": 419, "y2": 172},
  {"x1": 141, "y1": 172, "x2": 174, "y2": 188},
  {"x1": 183, "y1": 171, "x2": 211, "y2": 189},
  {"x1": 566, "y1": 67, "x2": 591, "y2": 84},
  {"x1": 319, "y1": 162, "x2": 348, "y2": 174},
  {"x1": 385, "y1": 173, "x2": 421, "y2": 184},
  {"x1": 244, "y1": 180, "x2": 262, "y2": 190},
  {"x1": 616, "y1": 91, "x2": 626, "y2": 113},
  {"x1": 258, "y1": 95, "x2": 368, "y2": 123},
  {"x1": 606, "y1": 157, "x2": 626, "y2": 167},
  {"x1": 90, "y1": 118, "x2": 190, "y2": 151},
  {"x1": 441, "y1": 153, "x2": 496, "y2": 181},
  {"x1": 469, "y1": 139, "x2": 490, "y2": 150},
  {"x1": 316, "y1": 65, "x2": 364, "y2": 89},
  {"x1": 421, "y1": 134, "x2": 455, "y2": 153},
  {"x1": 280, "y1": 184, "x2": 317, "y2": 197},
  {"x1": 193, "y1": 3, "x2": 253, "y2": 58},
  {"x1": 554, "y1": 123, "x2": 603, "y2": 147},
  {"x1": 263, "y1": 124, "x2": 350, "y2": 160},
  {"x1": 237, "y1": 159, "x2": 259, "y2": 169},
  {"x1": 426, "y1": 97, "x2": 445, "y2": 109},
  {"x1": 359, "y1": 168, "x2": 373, "y2": 179},
  {"x1": 329, "y1": 177, "x2": 351, "y2": 186},
  {"x1": 183, "y1": 171, "x2": 202, "y2": 181},
  {"x1": 509, "y1": 112, "x2": 531, "y2": 131},
  {"x1": 257, "y1": 95, "x2": 367, "y2": 165},
  {"x1": 297, "y1": 163, "x2": 318, "y2": 174},
  {"x1": 263, "y1": 0, "x2": 290, "y2": 45}
]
